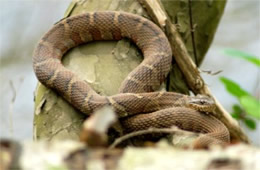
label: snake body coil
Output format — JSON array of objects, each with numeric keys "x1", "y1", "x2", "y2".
[{"x1": 33, "y1": 11, "x2": 230, "y2": 148}]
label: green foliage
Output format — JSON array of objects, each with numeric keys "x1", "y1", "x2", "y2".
[
  {"x1": 244, "y1": 117, "x2": 257, "y2": 130},
  {"x1": 220, "y1": 77, "x2": 259, "y2": 120},
  {"x1": 223, "y1": 48, "x2": 260, "y2": 67},
  {"x1": 231, "y1": 104, "x2": 242, "y2": 119},
  {"x1": 240, "y1": 96, "x2": 260, "y2": 119},
  {"x1": 220, "y1": 49, "x2": 260, "y2": 130},
  {"x1": 230, "y1": 104, "x2": 257, "y2": 130},
  {"x1": 220, "y1": 77, "x2": 249, "y2": 98}
]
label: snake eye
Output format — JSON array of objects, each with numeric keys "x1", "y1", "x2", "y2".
[{"x1": 200, "y1": 100, "x2": 206, "y2": 105}]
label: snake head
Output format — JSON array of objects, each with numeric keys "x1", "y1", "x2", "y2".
[{"x1": 188, "y1": 95, "x2": 216, "y2": 112}]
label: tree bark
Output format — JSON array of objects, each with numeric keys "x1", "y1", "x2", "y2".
[
  {"x1": 138, "y1": 0, "x2": 249, "y2": 145},
  {"x1": 33, "y1": 0, "x2": 244, "y2": 143}
]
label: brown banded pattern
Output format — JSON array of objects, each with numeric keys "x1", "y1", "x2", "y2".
[{"x1": 33, "y1": 11, "x2": 229, "y2": 148}]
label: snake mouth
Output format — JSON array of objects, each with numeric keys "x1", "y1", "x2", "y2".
[
  {"x1": 188, "y1": 103, "x2": 216, "y2": 112},
  {"x1": 188, "y1": 95, "x2": 216, "y2": 113}
]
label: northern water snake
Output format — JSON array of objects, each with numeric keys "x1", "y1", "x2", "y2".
[{"x1": 33, "y1": 11, "x2": 230, "y2": 148}]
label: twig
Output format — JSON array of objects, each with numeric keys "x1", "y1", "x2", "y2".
[
  {"x1": 201, "y1": 69, "x2": 223, "y2": 76},
  {"x1": 80, "y1": 106, "x2": 116, "y2": 148},
  {"x1": 8, "y1": 80, "x2": 15, "y2": 138},
  {"x1": 109, "y1": 127, "x2": 195, "y2": 149},
  {"x1": 137, "y1": 0, "x2": 249, "y2": 143},
  {"x1": 188, "y1": 0, "x2": 198, "y2": 66}
]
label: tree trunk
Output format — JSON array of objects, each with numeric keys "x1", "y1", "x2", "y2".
[{"x1": 33, "y1": 0, "x2": 227, "y2": 141}]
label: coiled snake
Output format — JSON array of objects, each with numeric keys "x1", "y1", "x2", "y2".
[{"x1": 33, "y1": 11, "x2": 230, "y2": 148}]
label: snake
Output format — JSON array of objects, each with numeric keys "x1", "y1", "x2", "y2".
[{"x1": 33, "y1": 11, "x2": 230, "y2": 148}]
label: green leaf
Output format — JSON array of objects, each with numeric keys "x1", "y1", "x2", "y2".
[
  {"x1": 231, "y1": 104, "x2": 243, "y2": 119},
  {"x1": 223, "y1": 48, "x2": 260, "y2": 67},
  {"x1": 231, "y1": 112, "x2": 240, "y2": 119},
  {"x1": 232, "y1": 104, "x2": 242, "y2": 114},
  {"x1": 243, "y1": 118, "x2": 257, "y2": 130},
  {"x1": 240, "y1": 96, "x2": 260, "y2": 120},
  {"x1": 220, "y1": 77, "x2": 249, "y2": 98}
]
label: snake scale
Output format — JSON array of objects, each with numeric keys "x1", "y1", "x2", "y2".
[{"x1": 33, "y1": 11, "x2": 230, "y2": 148}]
